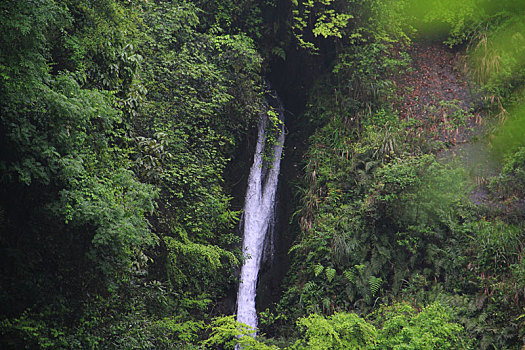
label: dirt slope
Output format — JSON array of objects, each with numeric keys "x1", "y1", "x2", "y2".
[
  {"x1": 394, "y1": 42, "x2": 525, "y2": 216},
  {"x1": 394, "y1": 42, "x2": 484, "y2": 145}
]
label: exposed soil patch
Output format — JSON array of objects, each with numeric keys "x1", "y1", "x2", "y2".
[
  {"x1": 394, "y1": 42, "x2": 484, "y2": 146},
  {"x1": 393, "y1": 42, "x2": 505, "y2": 209},
  {"x1": 394, "y1": 42, "x2": 524, "y2": 217}
]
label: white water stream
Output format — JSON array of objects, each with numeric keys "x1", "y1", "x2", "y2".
[{"x1": 236, "y1": 102, "x2": 285, "y2": 334}]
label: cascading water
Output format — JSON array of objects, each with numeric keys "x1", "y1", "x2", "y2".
[{"x1": 236, "y1": 97, "x2": 285, "y2": 335}]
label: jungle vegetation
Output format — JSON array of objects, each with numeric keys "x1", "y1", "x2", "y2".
[{"x1": 0, "y1": 0, "x2": 524, "y2": 348}]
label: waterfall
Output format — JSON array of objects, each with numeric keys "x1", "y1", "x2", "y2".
[{"x1": 236, "y1": 98, "x2": 285, "y2": 334}]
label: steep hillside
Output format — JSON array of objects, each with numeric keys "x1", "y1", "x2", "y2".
[{"x1": 1, "y1": 1, "x2": 524, "y2": 349}]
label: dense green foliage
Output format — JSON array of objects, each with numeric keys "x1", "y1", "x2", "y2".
[
  {"x1": 0, "y1": 0, "x2": 262, "y2": 348},
  {"x1": 1, "y1": 0, "x2": 524, "y2": 349},
  {"x1": 269, "y1": 2, "x2": 525, "y2": 349}
]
